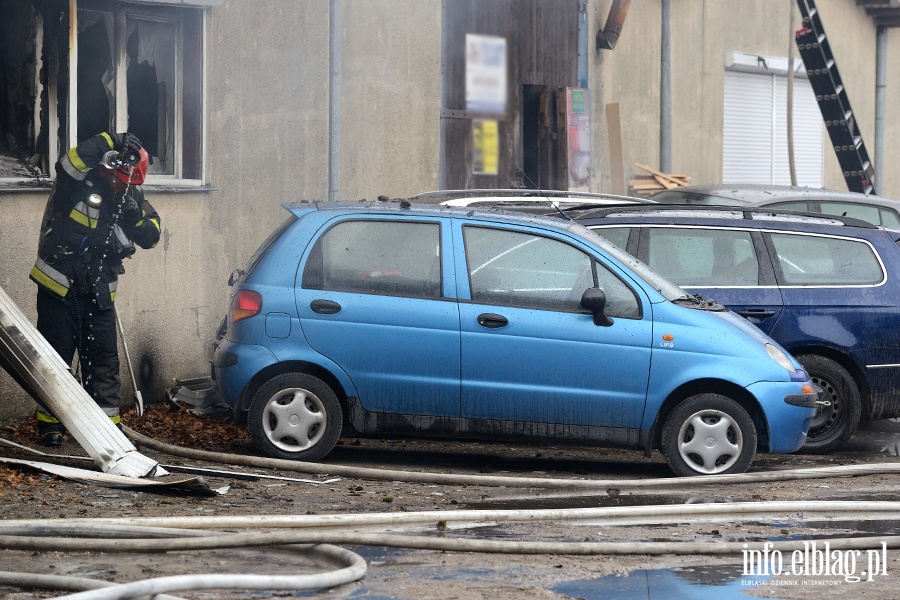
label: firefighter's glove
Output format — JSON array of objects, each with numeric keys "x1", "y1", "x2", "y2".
[
  {"x1": 120, "y1": 195, "x2": 143, "y2": 224},
  {"x1": 110, "y1": 132, "x2": 143, "y2": 155}
]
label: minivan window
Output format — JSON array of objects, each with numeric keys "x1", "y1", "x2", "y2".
[
  {"x1": 770, "y1": 233, "x2": 883, "y2": 285},
  {"x1": 306, "y1": 220, "x2": 442, "y2": 298},
  {"x1": 463, "y1": 226, "x2": 640, "y2": 316},
  {"x1": 593, "y1": 226, "x2": 631, "y2": 250},
  {"x1": 646, "y1": 227, "x2": 758, "y2": 287}
]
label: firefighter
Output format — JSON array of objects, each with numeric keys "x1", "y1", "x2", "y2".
[{"x1": 29, "y1": 132, "x2": 161, "y2": 446}]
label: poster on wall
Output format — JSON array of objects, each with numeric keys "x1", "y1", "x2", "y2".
[
  {"x1": 563, "y1": 87, "x2": 591, "y2": 192},
  {"x1": 466, "y1": 34, "x2": 507, "y2": 114},
  {"x1": 472, "y1": 119, "x2": 499, "y2": 175}
]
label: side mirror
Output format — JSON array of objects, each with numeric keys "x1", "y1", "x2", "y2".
[{"x1": 581, "y1": 287, "x2": 614, "y2": 327}]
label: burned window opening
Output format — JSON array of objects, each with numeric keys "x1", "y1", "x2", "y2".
[{"x1": 1, "y1": 0, "x2": 203, "y2": 184}]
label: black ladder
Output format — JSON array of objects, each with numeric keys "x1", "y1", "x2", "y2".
[{"x1": 795, "y1": 0, "x2": 875, "y2": 195}]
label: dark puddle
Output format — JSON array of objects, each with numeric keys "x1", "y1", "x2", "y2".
[{"x1": 554, "y1": 565, "x2": 772, "y2": 599}]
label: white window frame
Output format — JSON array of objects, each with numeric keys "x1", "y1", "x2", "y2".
[{"x1": 67, "y1": 1, "x2": 205, "y2": 186}]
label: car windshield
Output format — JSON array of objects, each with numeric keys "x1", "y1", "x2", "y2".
[{"x1": 576, "y1": 226, "x2": 688, "y2": 302}]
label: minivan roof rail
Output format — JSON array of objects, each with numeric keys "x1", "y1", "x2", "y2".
[
  {"x1": 411, "y1": 189, "x2": 642, "y2": 201},
  {"x1": 569, "y1": 203, "x2": 877, "y2": 228}
]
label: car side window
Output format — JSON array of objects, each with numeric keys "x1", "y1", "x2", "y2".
[
  {"x1": 769, "y1": 233, "x2": 883, "y2": 285},
  {"x1": 646, "y1": 227, "x2": 758, "y2": 286},
  {"x1": 820, "y1": 201, "x2": 881, "y2": 225},
  {"x1": 463, "y1": 226, "x2": 640, "y2": 317},
  {"x1": 303, "y1": 220, "x2": 442, "y2": 298},
  {"x1": 766, "y1": 201, "x2": 809, "y2": 212},
  {"x1": 881, "y1": 210, "x2": 900, "y2": 229},
  {"x1": 592, "y1": 226, "x2": 631, "y2": 250}
]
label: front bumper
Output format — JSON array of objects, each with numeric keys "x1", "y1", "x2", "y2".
[{"x1": 747, "y1": 380, "x2": 818, "y2": 453}]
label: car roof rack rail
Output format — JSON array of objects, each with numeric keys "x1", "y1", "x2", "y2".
[{"x1": 570, "y1": 203, "x2": 876, "y2": 228}]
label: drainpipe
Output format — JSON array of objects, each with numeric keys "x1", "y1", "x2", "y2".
[
  {"x1": 328, "y1": 0, "x2": 342, "y2": 202},
  {"x1": 659, "y1": 0, "x2": 672, "y2": 174},
  {"x1": 875, "y1": 24, "x2": 886, "y2": 195},
  {"x1": 577, "y1": 0, "x2": 588, "y2": 88}
]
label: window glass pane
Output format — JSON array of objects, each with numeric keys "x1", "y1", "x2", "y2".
[
  {"x1": 320, "y1": 221, "x2": 441, "y2": 298},
  {"x1": 77, "y1": 10, "x2": 115, "y2": 143},
  {"x1": 646, "y1": 228, "x2": 758, "y2": 287},
  {"x1": 464, "y1": 227, "x2": 591, "y2": 311},
  {"x1": 591, "y1": 226, "x2": 631, "y2": 250},
  {"x1": 126, "y1": 17, "x2": 177, "y2": 175},
  {"x1": 767, "y1": 201, "x2": 809, "y2": 212},
  {"x1": 595, "y1": 262, "x2": 641, "y2": 319},
  {"x1": 820, "y1": 202, "x2": 880, "y2": 225},
  {"x1": 770, "y1": 233, "x2": 882, "y2": 285},
  {"x1": 881, "y1": 209, "x2": 900, "y2": 229}
]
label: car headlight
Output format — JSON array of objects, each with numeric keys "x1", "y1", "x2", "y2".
[{"x1": 766, "y1": 343, "x2": 795, "y2": 371}]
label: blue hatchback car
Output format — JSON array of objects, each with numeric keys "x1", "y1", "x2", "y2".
[
  {"x1": 574, "y1": 205, "x2": 900, "y2": 453},
  {"x1": 211, "y1": 202, "x2": 817, "y2": 476}
]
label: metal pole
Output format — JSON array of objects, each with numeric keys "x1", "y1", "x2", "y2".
[
  {"x1": 659, "y1": 0, "x2": 672, "y2": 174},
  {"x1": 328, "y1": 0, "x2": 342, "y2": 202},
  {"x1": 787, "y1": 0, "x2": 797, "y2": 186},
  {"x1": 875, "y1": 24, "x2": 887, "y2": 195}
]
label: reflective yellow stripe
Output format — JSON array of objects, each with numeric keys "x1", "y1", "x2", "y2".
[
  {"x1": 109, "y1": 414, "x2": 121, "y2": 424},
  {"x1": 69, "y1": 202, "x2": 100, "y2": 229},
  {"x1": 30, "y1": 265, "x2": 69, "y2": 297},
  {"x1": 67, "y1": 146, "x2": 89, "y2": 173},
  {"x1": 99, "y1": 132, "x2": 115, "y2": 149},
  {"x1": 35, "y1": 410, "x2": 60, "y2": 424}
]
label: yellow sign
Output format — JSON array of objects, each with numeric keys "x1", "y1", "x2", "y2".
[{"x1": 473, "y1": 119, "x2": 499, "y2": 175}]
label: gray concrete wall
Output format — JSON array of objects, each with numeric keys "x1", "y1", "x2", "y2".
[
  {"x1": 340, "y1": 0, "x2": 442, "y2": 199},
  {"x1": 589, "y1": 0, "x2": 898, "y2": 197},
  {"x1": 0, "y1": 0, "x2": 442, "y2": 420}
]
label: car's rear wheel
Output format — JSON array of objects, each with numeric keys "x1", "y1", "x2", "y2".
[
  {"x1": 661, "y1": 394, "x2": 757, "y2": 477},
  {"x1": 796, "y1": 354, "x2": 861, "y2": 454},
  {"x1": 248, "y1": 373, "x2": 343, "y2": 461}
]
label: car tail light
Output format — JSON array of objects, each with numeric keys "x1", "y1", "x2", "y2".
[{"x1": 231, "y1": 290, "x2": 262, "y2": 323}]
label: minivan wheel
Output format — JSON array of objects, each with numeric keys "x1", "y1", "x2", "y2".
[
  {"x1": 796, "y1": 354, "x2": 861, "y2": 454},
  {"x1": 661, "y1": 394, "x2": 756, "y2": 477},
  {"x1": 248, "y1": 373, "x2": 343, "y2": 461}
]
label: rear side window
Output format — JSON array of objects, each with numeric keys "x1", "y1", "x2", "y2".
[
  {"x1": 303, "y1": 220, "x2": 442, "y2": 298},
  {"x1": 645, "y1": 227, "x2": 759, "y2": 287},
  {"x1": 770, "y1": 233, "x2": 883, "y2": 285},
  {"x1": 818, "y1": 201, "x2": 900, "y2": 228}
]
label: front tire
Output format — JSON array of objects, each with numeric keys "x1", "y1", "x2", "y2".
[
  {"x1": 796, "y1": 354, "x2": 861, "y2": 454},
  {"x1": 661, "y1": 394, "x2": 757, "y2": 477},
  {"x1": 248, "y1": 373, "x2": 343, "y2": 461}
]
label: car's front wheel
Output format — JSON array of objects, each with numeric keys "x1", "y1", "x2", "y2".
[
  {"x1": 248, "y1": 373, "x2": 343, "y2": 461},
  {"x1": 796, "y1": 354, "x2": 861, "y2": 454},
  {"x1": 661, "y1": 394, "x2": 757, "y2": 476}
]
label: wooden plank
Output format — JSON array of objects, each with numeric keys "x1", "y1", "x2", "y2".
[
  {"x1": 606, "y1": 103, "x2": 627, "y2": 195},
  {"x1": 653, "y1": 175, "x2": 677, "y2": 189},
  {"x1": 634, "y1": 162, "x2": 690, "y2": 187}
]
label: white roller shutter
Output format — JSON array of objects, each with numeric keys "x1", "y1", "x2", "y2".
[{"x1": 723, "y1": 70, "x2": 823, "y2": 187}]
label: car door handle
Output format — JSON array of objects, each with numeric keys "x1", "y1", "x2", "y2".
[
  {"x1": 310, "y1": 299, "x2": 342, "y2": 314},
  {"x1": 477, "y1": 313, "x2": 508, "y2": 328},
  {"x1": 737, "y1": 309, "x2": 775, "y2": 320}
]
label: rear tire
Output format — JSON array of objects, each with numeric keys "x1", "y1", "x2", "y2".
[
  {"x1": 796, "y1": 354, "x2": 861, "y2": 454},
  {"x1": 248, "y1": 373, "x2": 343, "y2": 461},
  {"x1": 661, "y1": 394, "x2": 757, "y2": 477}
]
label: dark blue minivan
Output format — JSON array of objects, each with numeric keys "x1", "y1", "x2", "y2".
[{"x1": 575, "y1": 205, "x2": 900, "y2": 453}]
